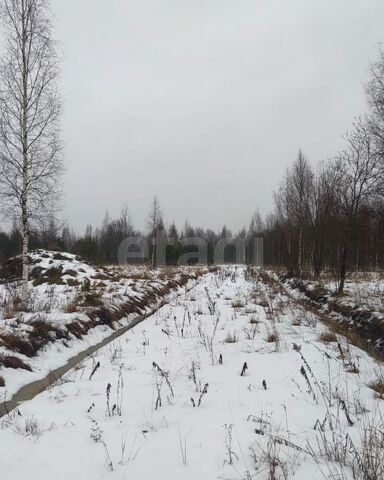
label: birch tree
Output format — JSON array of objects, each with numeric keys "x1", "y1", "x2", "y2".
[
  {"x1": 0, "y1": 0, "x2": 62, "y2": 301},
  {"x1": 146, "y1": 196, "x2": 163, "y2": 268},
  {"x1": 336, "y1": 119, "x2": 383, "y2": 292},
  {"x1": 366, "y1": 46, "x2": 384, "y2": 157}
]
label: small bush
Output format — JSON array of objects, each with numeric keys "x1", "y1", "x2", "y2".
[
  {"x1": 224, "y1": 331, "x2": 238, "y2": 343},
  {"x1": 319, "y1": 331, "x2": 338, "y2": 343}
]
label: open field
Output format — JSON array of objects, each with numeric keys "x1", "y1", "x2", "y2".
[{"x1": 0, "y1": 264, "x2": 383, "y2": 479}]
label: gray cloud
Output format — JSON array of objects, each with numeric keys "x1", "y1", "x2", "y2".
[{"x1": 52, "y1": 0, "x2": 384, "y2": 233}]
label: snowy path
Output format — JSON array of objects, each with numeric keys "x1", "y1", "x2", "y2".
[{"x1": 0, "y1": 267, "x2": 383, "y2": 479}]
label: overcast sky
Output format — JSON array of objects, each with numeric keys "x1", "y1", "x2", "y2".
[{"x1": 51, "y1": 0, "x2": 384, "y2": 234}]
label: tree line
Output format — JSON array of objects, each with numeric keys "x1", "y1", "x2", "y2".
[
  {"x1": 1, "y1": 1, "x2": 384, "y2": 298},
  {"x1": 263, "y1": 46, "x2": 384, "y2": 292},
  {"x1": 0, "y1": 199, "x2": 252, "y2": 267}
]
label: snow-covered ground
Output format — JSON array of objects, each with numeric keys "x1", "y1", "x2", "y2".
[
  {"x1": 0, "y1": 266, "x2": 383, "y2": 479},
  {"x1": 281, "y1": 271, "x2": 384, "y2": 354},
  {"x1": 0, "y1": 250, "x2": 206, "y2": 398},
  {"x1": 296, "y1": 271, "x2": 384, "y2": 317}
]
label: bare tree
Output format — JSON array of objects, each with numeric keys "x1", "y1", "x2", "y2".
[
  {"x1": 274, "y1": 150, "x2": 313, "y2": 275},
  {"x1": 310, "y1": 160, "x2": 341, "y2": 277},
  {"x1": 146, "y1": 196, "x2": 163, "y2": 268},
  {"x1": 366, "y1": 45, "x2": 384, "y2": 158},
  {"x1": 336, "y1": 118, "x2": 384, "y2": 292},
  {"x1": 0, "y1": 0, "x2": 62, "y2": 301}
]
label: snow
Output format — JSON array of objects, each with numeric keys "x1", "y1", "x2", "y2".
[
  {"x1": 0, "y1": 250, "x2": 206, "y2": 398},
  {"x1": 0, "y1": 266, "x2": 383, "y2": 479}
]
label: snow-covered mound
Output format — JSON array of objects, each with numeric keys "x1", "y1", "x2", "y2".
[{"x1": 0, "y1": 250, "x2": 209, "y2": 396}]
